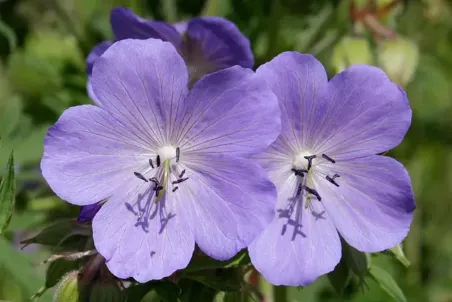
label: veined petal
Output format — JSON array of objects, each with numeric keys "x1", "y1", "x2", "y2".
[
  {"x1": 110, "y1": 7, "x2": 182, "y2": 48},
  {"x1": 175, "y1": 66, "x2": 281, "y2": 157},
  {"x1": 255, "y1": 52, "x2": 328, "y2": 154},
  {"x1": 183, "y1": 154, "x2": 276, "y2": 260},
  {"x1": 41, "y1": 105, "x2": 153, "y2": 205},
  {"x1": 86, "y1": 41, "x2": 113, "y2": 106},
  {"x1": 319, "y1": 155, "x2": 415, "y2": 252},
  {"x1": 93, "y1": 184, "x2": 194, "y2": 282},
  {"x1": 185, "y1": 17, "x2": 254, "y2": 69},
  {"x1": 249, "y1": 162, "x2": 340, "y2": 286},
  {"x1": 311, "y1": 65, "x2": 411, "y2": 159},
  {"x1": 91, "y1": 38, "x2": 189, "y2": 146}
]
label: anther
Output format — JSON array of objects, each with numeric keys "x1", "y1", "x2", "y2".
[
  {"x1": 304, "y1": 155, "x2": 317, "y2": 170},
  {"x1": 149, "y1": 159, "x2": 154, "y2": 169},
  {"x1": 172, "y1": 187, "x2": 179, "y2": 192},
  {"x1": 303, "y1": 186, "x2": 322, "y2": 201},
  {"x1": 296, "y1": 184, "x2": 303, "y2": 197},
  {"x1": 134, "y1": 172, "x2": 148, "y2": 182},
  {"x1": 176, "y1": 147, "x2": 180, "y2": 162},
  {"x1": 149, "y1": 177, "x2": 159, "y2": 185},
  {"x1": 156, "y1": 155, "x2": 161, "y2": 167},
  {"x1": 292, "y1": 168, "x2": 308, "y2": 177},
  {"x1": 154, "y1": 185, "x2": 164, "y2": 196},
  {"x1": 137, "y1": 212, "x2": 143, "y2": 222},
  {"x1": 322, "y1": 154, "x2": 336, "y2": 163},
  {"x1": 326, "y1": 175, "x2": 340, "y2": 187},
  {"x1": 179, "y1": 169, "x2": 186, "y2": 178},
  {"x1": 172, "y1": 177, "x2": 189, "y2": 185}
]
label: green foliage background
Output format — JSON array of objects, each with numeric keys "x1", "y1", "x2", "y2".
[{"x1": 0, "y1": 0, "x2": 451, "y2": 301}]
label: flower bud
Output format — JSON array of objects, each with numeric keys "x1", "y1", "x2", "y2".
[
  {"x1": 377, "y1": 37, "x2": 419, "y2": 86},
  {"x1": 53, "y1": 271, "x2": 88, "y2": 302},
  {"x1": 331, "y1": 36, "x2": 374, "y2": 73},
  {"x1": 89, "y1": 282, "x2": 125, "y2": 302}
]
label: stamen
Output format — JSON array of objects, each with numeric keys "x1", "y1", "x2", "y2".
[
  {"x1": 149, "y1": 159, "x2": 154, "y2": 169},
  {"x1": 179, "y1": 169, "x2": 186, "y2": 178},
  {"x1": 134, "y1": 172, "x2": 148, "y2": 182},
  {"x1": 156, "y1": 155, "x2": 161, "y2": 167},
  {"x1": 296, "y1": 184, "x2": 303, "y2": 197},
  {"x1": 303, "y1": 155, "x2": 317, "y2": 170},
  {"x1": 322, "y1": 154, "x2": 336, "y2": 163},
  {"x1": 154, "y1": 185, "x2": 164, "y2": 196},
  {"x1": 137, "y1": 212, "x2": 143, "y2": 222},
  {"x1": 172, "y1": 177, "x2": 189, "y2": 185},
  {"x1": 303, "y1": 186, "x2": 321, "y2": 201},
  {"x1": 333, "y1": 174, "x2": 340, "y2": 179},
  {"x1": 292, "y1": 168, "x2": 308, "y2": 177},
  {"x1": 176, "y1": 147, "x2": 180, "y2": 162},
  {"x1": 172, "y1": 187, "x2": 179, "y2": 192},
  {"x1": 149, "y1": 177, "x2": 159, "y2": 185},
  {"x1": 326, "y1": 175, "x2": 340, "y2": 187}
]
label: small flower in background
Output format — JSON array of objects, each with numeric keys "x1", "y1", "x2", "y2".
[
  {"x1": 41, "y1": 38, "x2": 280, "y2": 282},
  {"x1": 248, "y1": 52, "x2": 415, "y2": 286},
  {"x1": 86, "y1": 7, "x2": 254, "y2": 103},
  {"x1": 377, "y1": 37, "x2": 420, "y2": 86}
]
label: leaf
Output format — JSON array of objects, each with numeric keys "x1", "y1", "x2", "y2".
[
  {"x1": 0, "y1": 236, "x2": 51, "y2": 301},
  {"x1": 0, "y1": 97, "x2": 22, "y2": 139},
  {"x1": 0, "y1": 18, "x2": 17, "y2": 53},
  {"x1": 21, "y1": 219, "x2": 91, "y2": 248},
  {"x1": 0, "y1": 152, "x2": 15, "y2": 233},
  {"x1": 369, "y1": 265, "x2": 407, "y2": 302},
  {"x1": 45, "y1": 259, "x2": 80, "y2": 289},
  {"x1": 327, "y1": 254, "x2": 351, "y2": 295},
  {"x1": 185, "y1": 250, "x2": 250, "y2": 272},
  {"x1": 186, "y1": 268, "x2": 242, "y2": 292},
  {"x1": 126, "y1": 281, "x2": 180, "y2": 302},
  {"x1": 388, "y1": 244, "x2": 411, "y2": 268},
  {"x1": 342, "y1": 240, "x2": 369, "y2": 281}
]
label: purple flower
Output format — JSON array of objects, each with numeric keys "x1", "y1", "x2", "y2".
[
  {"x1": 41, "y1": 38, "x2": 280, "y2": 282},
  {"x1": 86, "y1": 7, "x2": 254, "y2": 103},
  {"x1": 248, "y1": 52, "x2": 415, "y2": 286}
]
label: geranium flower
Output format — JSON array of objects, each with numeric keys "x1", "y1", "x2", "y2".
[
  {"x1": 42, "y1": 38, "x2": 280, "y2": 282},
  {"x1": 248, "y1": 52, "x2": 415, "y2": 286},
  {"x1": 86, "y1": 7, "x2": 254, "y2": 103}
]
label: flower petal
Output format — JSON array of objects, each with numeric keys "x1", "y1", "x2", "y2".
[
  {"x1": 318, "y1": 155, "x2": 415, "y2": 252},
  {"x1": 185, "y1": 17, "x2": 254, "y2": 69},
  {"x1": 91, "y1": 38, "x2": 189, "y2": 146},
  {"x1": 175, "y1": 66, "x2": 280, "y2": 157},
  {"x1": 93, "y1": 185, "x2": 194, "y2": 282},
  {"x1": 110, "y1": 7, "x2": 182, "y2": 48},
  {"x1": 255, "y1": 52, "x2": 328, "y2": 154},
  {"x1": 77, "y1": 203, "x2": 102, "y2": 222},
  {"x1": 183, "y1": 154, "x2": 276, "y2": 260},
  {"x1": 249, "y1": 163, "x2": 341, "y2": 286},
  {"x1": 41, "y1": 105, "x2": 153, "y2": 205},
  {"x1": 86, "y1": 41, "x2": 113, "y2": 106},
  {"x1": 312, "y1": 65, "x2": 411, "y2": 159}
]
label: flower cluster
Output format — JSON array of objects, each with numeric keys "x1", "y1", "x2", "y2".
[{"x1": 41, "y1": 7, "x2": 415, "y2": 285}]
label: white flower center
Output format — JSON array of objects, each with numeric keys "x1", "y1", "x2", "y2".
[
  {"x1": 292, "y1": 151, "x2": 314, "y2": 170},
  {"x1": 157, "y1": 145, "x2": 177, "y2": 163}
]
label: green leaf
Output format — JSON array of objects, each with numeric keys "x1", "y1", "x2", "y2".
[
  {"x1": 0, "y1": 152, "x2": 15, "y2": 233},
  {"x1": 342, "y1": 240, "x2": 369, "y2": 281},
  {"x1": 185, "y1": 250, "x2": 250, "y2": 272},
  {"x1": 0, "y1": 18, "x2": 17, "y2": 53},
  {"x1": 369, "y1": 265, "x2": 407, "y2": 302},
  {"x1": 186, "y1": 268, "x2": 242, "y2": 292},
  {"x1": 126, "y1": 281, "x2": 180, "y2": 302},
  {"x1": 0, "y1": 236, "x2": 51, "y2": 301},
  {"x1": 0, "y1": 98, "x2": 22, "y2": 139},
  {"x1": 21, "y1": 219, "x2": 91, "y2": 248},
  {"x1": 327, "y1": 254, "x2": 351, "y2": 295},
  {"x1": 45, "y1": 259, "x2": 80, "y2": 289},
  {"x1": 388, "y1": 244, "x2": 411, "y2": 268}
]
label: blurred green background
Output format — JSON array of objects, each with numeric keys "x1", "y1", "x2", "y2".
[{"x1": 0, "y1": 0, "x2": 451, "y2": 301}]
